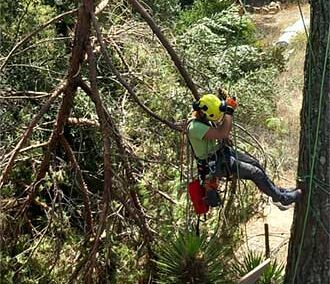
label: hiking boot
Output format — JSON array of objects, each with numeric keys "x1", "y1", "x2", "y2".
[
  {"x1": 279, "y1": 189, "x2": 302, "y2": 206},
  {"x1": 272, "y1": 201, "x2": 292, "y2": 211}
]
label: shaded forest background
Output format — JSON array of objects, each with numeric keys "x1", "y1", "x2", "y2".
[{"x1": 0, "y1": 0, "x2": 309, "y2": 283}]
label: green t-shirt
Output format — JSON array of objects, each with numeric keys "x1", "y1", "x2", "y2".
[{"x1": 188, "y1": 120, "x2": 220, "y2": 160}]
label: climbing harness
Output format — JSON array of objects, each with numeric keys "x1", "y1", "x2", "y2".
[{"x1": 186, "y1": 118, "x2": 227, "y2": 216}]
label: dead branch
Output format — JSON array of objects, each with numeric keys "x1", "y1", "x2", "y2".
[
  {"x1": 9, "y1": 37, "x2": 72, "y2": 58},
  {"x1": 0, "y1": 9, "x2": 78, "y2": 72},
  {"x1": 0, "y1": 82, "x2": 65, "y2": 189},
  {"x1": 0, "y1": 90, "x2": 50, "y2": 99},
  {"x1": 3, "y1": 142, "x2": 48, "y2": 162},
  {"x1": 83, "y1": 40, "x2": 113, "y2": 283},
  {"x1": 91, "y1": 12, "x2": 180, "y2": 131},
  {"x1": 80, "y1": 80, "x2": 155, "y2": 280},
  {"x1": 127, "y1": 0, "x2": 200, "y2": 100},
  {"x1": 59, "y1": 136, "x2": 94, "y2": 235}
]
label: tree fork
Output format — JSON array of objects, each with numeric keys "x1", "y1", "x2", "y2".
[
  {"x1": 36, "y1": 0, "x2": 93, "y2": 181},
  {"x1": 79, "y1": 80, "x2": 154, "y2": 242},
  {"x1": 80, "y1": 79, "x2": 156, "y2": 278}
]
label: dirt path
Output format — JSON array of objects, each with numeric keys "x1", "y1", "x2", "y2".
[{"x1": 251, "y1": 4, "x2": 310, "y2": 46}]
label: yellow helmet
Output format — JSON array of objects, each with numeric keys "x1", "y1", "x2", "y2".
[{"x1": 194, "y1": 94, "x2": 224, "y2": 121}]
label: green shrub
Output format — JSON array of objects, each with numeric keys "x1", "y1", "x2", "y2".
[{"x1": 156, "y1": 232, "x2": 233, "y2": 283}]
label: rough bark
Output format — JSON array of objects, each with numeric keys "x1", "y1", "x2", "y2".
[{"x1": 284, "y1": 1, "x2": 330, "y2": 283}]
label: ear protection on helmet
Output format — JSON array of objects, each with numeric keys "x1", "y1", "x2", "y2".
[
  {"x1": 192, "y1": 94, "x2": 225, "y2": 121},
  {"x1": 192, "y1": 101, "x2": 208, "y2": 111}
]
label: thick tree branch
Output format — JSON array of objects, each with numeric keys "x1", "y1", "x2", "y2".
[
  {"x1": 127, "y1": 0, "x2": 200, "y2": 100},
  {"x1": 79, "y1": 79, "x2": 154, "y2": 241},
  {"x1": 36, "y1": 2, "x2": 92, "y2": 181}
]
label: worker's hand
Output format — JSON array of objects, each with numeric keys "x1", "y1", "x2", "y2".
[{"x1": 225, "y1": 97, "x2": 237, "y2": 115}]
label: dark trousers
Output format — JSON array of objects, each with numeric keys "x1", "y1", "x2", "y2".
[{"x1": 214, "y1": 147, "x2": 287, "y2": 202}]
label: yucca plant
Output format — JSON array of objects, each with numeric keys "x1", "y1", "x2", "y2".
[
  {"x1": 231, "y1": 250, "x2": 284, "y2": 284},
  {"x1": 155, "y1": 232, "x2": 233, "y2": 283}
]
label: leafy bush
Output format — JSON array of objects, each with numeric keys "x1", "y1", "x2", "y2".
[{"x1": 177, "y1": 0, "x2": 233, "y2": 30}]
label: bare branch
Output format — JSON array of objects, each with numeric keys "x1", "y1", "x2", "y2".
[
  {"x1": 0, "y1": 82, "x2": 65, "y2": 189},
  {"x1": 83, "y1": 40, "x2": 113, "y2": 283},
  {"x1": 9, "y1": 37, "x2": 72, "y2": 58},
  {"x1": 0, "y1": 9, "x2": 78, "y2": 72},
  {"x1": 36, "y1": 2, "x2": 93, "y2": 181},
  {"x1": 0, "y1": 90, "x2": 50, "y2": 100},
  {"x1": 79, "y1": 79, "x2": 154, "y2": 243}
]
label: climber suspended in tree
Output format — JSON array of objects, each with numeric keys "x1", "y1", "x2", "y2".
[{"x1": 187, "y1": 93, "x2": 302, "y2": 211}]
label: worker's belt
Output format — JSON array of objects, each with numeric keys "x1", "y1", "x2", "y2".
[
  {"x1": 196, "y1": 146, "x2": 232, "y2": 180},
  {"x1": 196, "y1": 152, "x2": 218, "y2": 180}
]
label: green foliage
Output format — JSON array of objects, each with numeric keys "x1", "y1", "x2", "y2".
[
  {"x1": 143, "y1": 0, "x2": 182, "y2": 23},
  {"x1": 156, "y1": 232, "x2": 233, "y2": 283},
  {"x1": 231, "y1": 67, "x2": 279, "y2": 126},
  {"x1": 0, "y1": 0, "x2": 69, "y2": 91},
  {"x1": 230, "y1": 250, "x2": 284, "y2": 283},
  {"x1": 177, "y1": 0, "x2": 233, "y2": 29}
]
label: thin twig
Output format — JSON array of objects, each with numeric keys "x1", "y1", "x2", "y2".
[{"x1": 0, "y1": 90, "x2": 50, "y2": 100}]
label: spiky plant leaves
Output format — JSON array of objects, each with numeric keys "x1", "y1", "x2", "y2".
[
  {"x1": 230, "y1": 250, "x2": 284, "y2": 284},
  {"x1": 259, "y1": 258, "x2": 284, "y2": 284},
  {"x1": 156, "y1": 232, "x2": 233, "y2": 283},
  {"x1": 231, "y1": 250, "x2": 263, "y2": 276}
]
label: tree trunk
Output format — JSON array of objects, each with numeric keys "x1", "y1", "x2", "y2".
[{"x1": 284, "y1": 1, "x2": 330, "y2": 283}]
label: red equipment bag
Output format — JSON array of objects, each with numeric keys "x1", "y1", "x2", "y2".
[{"x1": 188, "y1": 179, "x2": 209, "y2": 214}]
